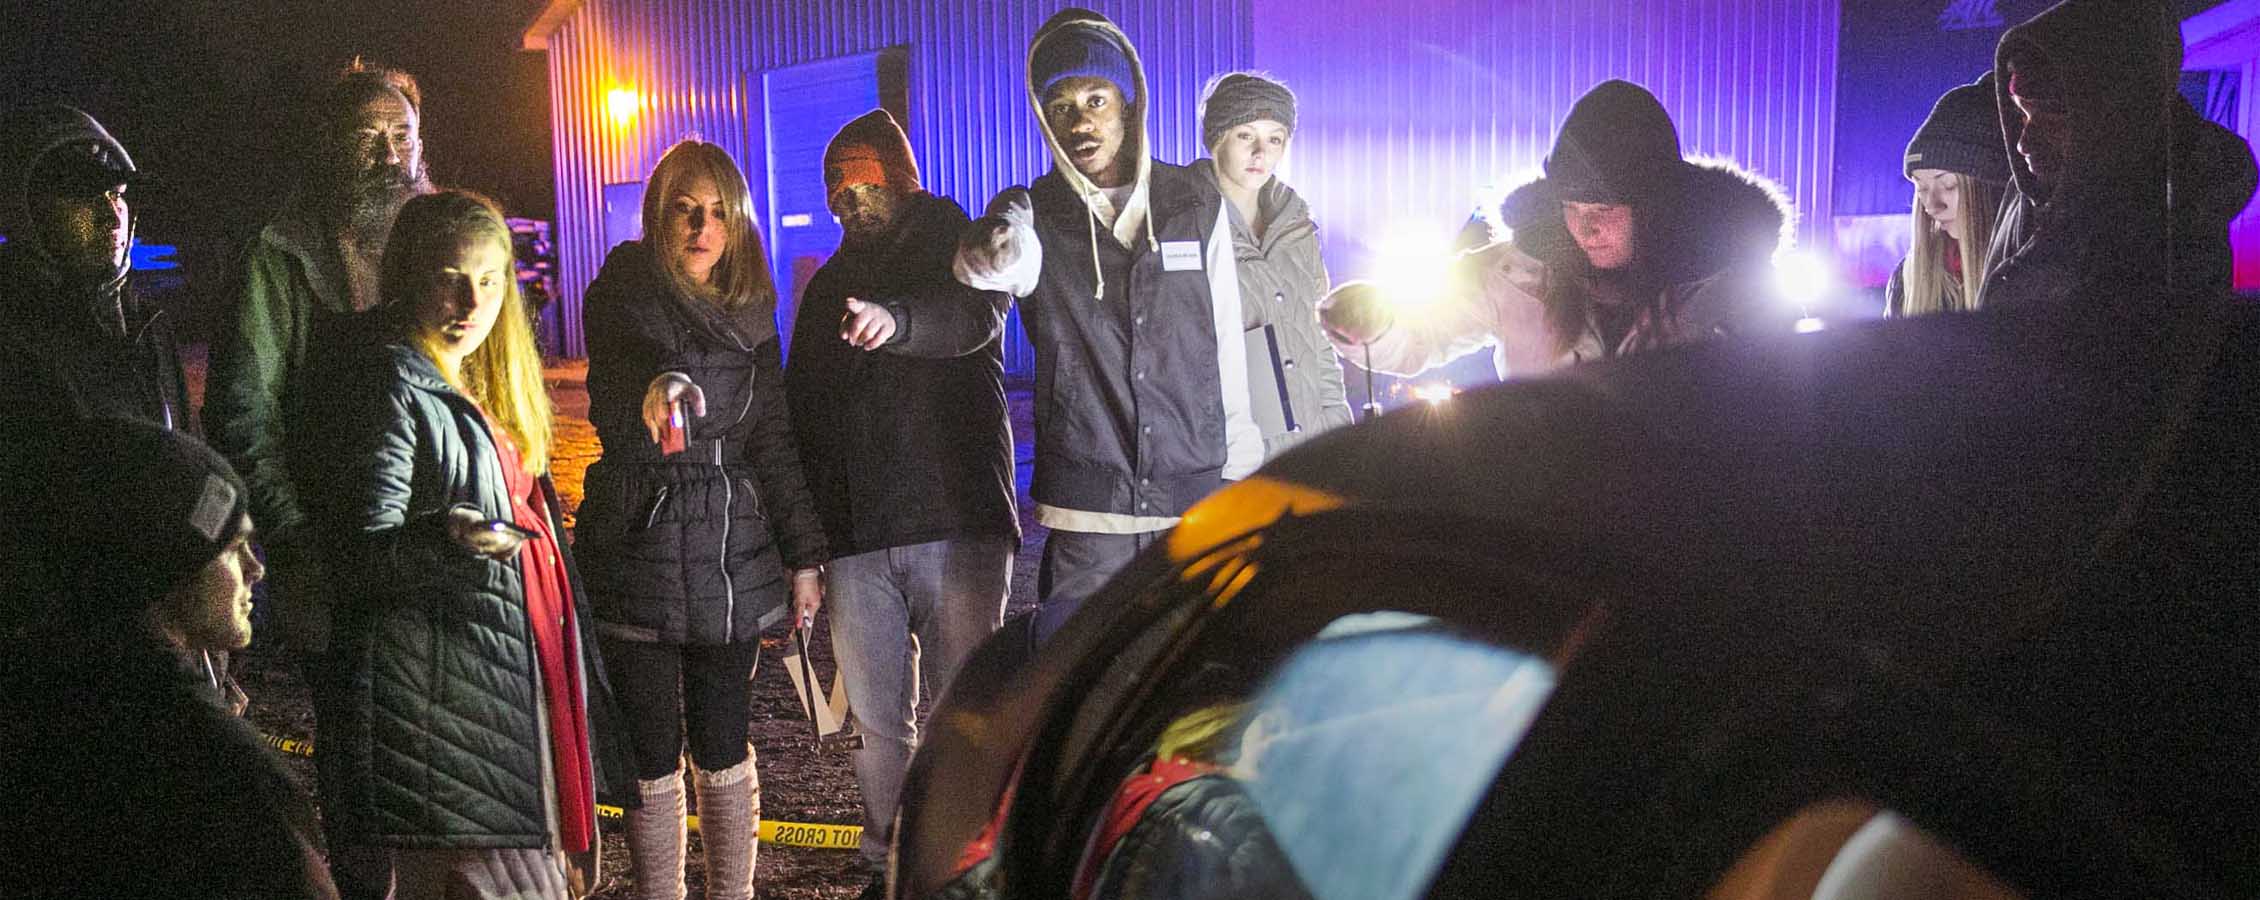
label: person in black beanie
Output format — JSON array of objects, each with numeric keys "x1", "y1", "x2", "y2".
[
  {"x1": 0, "y1": 419, "x2": 338, "y2": 900},
  {"x1": 1322, "y1": 78, "x2": 1795, "y2": 381},
  {"x1": 1886, "y1": 75, "x2": 2011, "y2": 317}
]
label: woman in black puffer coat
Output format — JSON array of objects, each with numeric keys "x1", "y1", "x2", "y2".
[{"x1": 574, "y1": 140, "x2": 828, "y2": 900}]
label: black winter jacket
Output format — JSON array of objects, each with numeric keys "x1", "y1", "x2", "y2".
[
  {"x1": 576, "y1": 241, "x2": 828, "y2": 645},
  {"x1": 0, "y1": 635, "x2": 337, "y2": 899},
  {"x1": 1978, "y1": 0, "x2": 2259, "y2": 310},
  {"x1": 785, "y1": 191, "x2": 1018, "y2": 558},
  {"x1": 0, "y1": 243, "x2": 191, "y2": 433},
  {"x1": 304, "y1": 342, "x2": 635, "y2": 848},
  {"x1": 1093, "y1": 774, "x2": 1312, "y2": 900},
  {"x1": 1021, "y1": 161, "x2": 1229, "y2": 520}
]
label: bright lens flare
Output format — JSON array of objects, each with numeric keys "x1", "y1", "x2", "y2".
[
  {"x1": 1372, "y1": 230, "x2": 1460, "y2": 314},
  {"x1": 606, "y1": 87, "x2": 641, "y2": 126},
  {"x1": 1772, "y1": 250, "x2": 1835, "y2": 309},
  {"x1": 1412, "y1": 382, "x2": 1458, "y2": 405}
]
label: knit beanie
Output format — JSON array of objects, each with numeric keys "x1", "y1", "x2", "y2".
[
  {"x1": 823, "y1": 109, "x2": 922, "y2": 196},
  {"x1": 1031, "y1": 19, "x2": 1136, "y2": 103},
  {"x1": 1199, "y1": 73, "x2": 1296, "y2": 150},
  {"x1": 1904, "y1": 74, "x2": 2009, "y2": 183},
  {"x1": 38, "y1": 419, "x2": 251, "y2": 619},
  {"x1": 1543, "y1": 80, "x2": 1685, "y2": 204}
]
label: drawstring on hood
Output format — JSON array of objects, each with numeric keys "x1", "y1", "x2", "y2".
[{"x1": 1026, "y1": 8, "x2": 1160, "y2": 301}]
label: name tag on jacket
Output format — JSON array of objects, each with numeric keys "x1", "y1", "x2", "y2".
[{"x1": 1159, "y1": 240, "x2": 1203, "y2": 272}]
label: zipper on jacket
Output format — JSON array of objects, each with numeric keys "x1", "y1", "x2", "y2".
[
  {"x1": 715, "y1": 438, "x2": 737, "y2": 643},
  {"x1": 644, "y1": 486, "x2": 671, "y2": 529},
  {"x1": 134, "y1": 307, "x2": 177, "y2": 432}
]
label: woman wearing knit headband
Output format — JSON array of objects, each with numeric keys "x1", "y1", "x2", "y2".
[
  {"x1": 1886, "y1": 75, "x2": 2009, "y2": 317},
  {"x1": 1194, "y1": 72, "x2": 1354, "y2": 457}
]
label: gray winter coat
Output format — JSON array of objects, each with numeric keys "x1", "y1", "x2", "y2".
[{"x1": 1194, "y1": 161, "x2": 1354, "y2": 457}]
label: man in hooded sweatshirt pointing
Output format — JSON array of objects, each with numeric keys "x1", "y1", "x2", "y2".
[{"x1": 957, "y1": 8, "x2": 1255, "y2": 644}]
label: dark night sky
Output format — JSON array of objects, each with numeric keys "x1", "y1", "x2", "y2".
[{"x1": 2, "y1": 0, "x2": 554, "y2": 333}]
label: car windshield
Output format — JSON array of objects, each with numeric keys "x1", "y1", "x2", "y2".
[
  {"x1": 1239, "y1": 613, "x2": 1556, "y2": 900},
  {"x1": 1078, "y1": 610, "x2": 1556, "y2": 900}
]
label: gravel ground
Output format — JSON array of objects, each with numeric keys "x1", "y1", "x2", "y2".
[{"x1": 231, "y1": 357, "x2": 1045, "y2": 899}]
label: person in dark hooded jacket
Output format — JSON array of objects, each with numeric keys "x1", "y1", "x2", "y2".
[
  {"x1": 1978, "y1": 0, "x2": 2258, "y2": 310},
  {"x1": 1319, "y1": 79, "x2": 1796, "y2": 380},
  {"x1": 955, "y1": 8, "x2": 1246, "y2": 645},
  {"x1": 0, "y1": 419, "x2": 335, "y2": 900},
  {"x1": 574, "y1": 139, "x2": 828, "y2": 900},
  {"x1": 785, "y1": 108, "x2": 1018, "y2": 896},
  {"x1": 0, "y1": 103, "x2": 187, "y2": 433},
  {"x1": 0, "y1": 102, "x2": 204, "y2": 651}
]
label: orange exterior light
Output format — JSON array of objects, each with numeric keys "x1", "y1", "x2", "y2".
[{"x1": 606, "y1": 87, "x2": 641, "y2": 126}]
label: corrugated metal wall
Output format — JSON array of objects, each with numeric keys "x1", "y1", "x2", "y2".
[
  {"x1": 542, "y1": 0, "x2": 1839, "y2": 361},
  {"x1": 541, "y1": 0, "x2": 1256, "y2": 359},
  {"x1": 1250, "y1": 0, "x2": 1840, "y2": 281}
]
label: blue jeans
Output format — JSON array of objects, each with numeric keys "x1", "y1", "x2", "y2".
[
  {"x1": 1033, "y1": 528, "x2": 1162, "y2": 645},
  {"x1": 827, "y1": 536, "x2": 1014, "y2": 868}
]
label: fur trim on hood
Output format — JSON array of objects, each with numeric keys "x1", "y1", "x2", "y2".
[{"x1": 1496, "y1": 155, "x2": 1794, "y2": 286}]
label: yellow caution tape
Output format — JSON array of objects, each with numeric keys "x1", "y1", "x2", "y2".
[{"x1": 260, "y1": 731, "x2": 860, "y2": 850}]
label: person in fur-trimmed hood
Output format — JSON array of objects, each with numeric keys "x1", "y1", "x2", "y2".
[
  {"x1": 1978, "y1": 0, "x2": 2256, "y2": 311},
  {"x1": 1321, "y1": 79, "x2": 1797, "y2": 380},
  {"x1": 955, "y1": 8, "x2": 1246, "y2": 645}
]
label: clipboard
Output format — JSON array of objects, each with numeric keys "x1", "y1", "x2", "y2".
[{"x1": 1245, "y1": 323, "x2": 1299, "y2": 436}]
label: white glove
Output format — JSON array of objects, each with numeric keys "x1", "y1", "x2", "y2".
[{"x1": 955, "y1": 187, "x2": 1039, "y2": 295}]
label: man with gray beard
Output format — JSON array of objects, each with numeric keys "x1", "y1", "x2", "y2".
[{"x1": 203, "y1": 58, "x2": 433, "y2": 900}]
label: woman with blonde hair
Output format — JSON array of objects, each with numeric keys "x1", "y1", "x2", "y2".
[
  {"x1": 1886, "y1": 75, "x2": 2010, "y2": 316},
  {"x1": 574, "y1": 139, "x2": 829, "y2": 900},
  {"x1": 1192, "y1": 72, "x2": 1354, "y2": 458},
  {"x1": 303, "y1": 189, "x2": 633, "y2": 899}
]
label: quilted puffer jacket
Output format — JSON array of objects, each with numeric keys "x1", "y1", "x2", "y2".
[
  {"x1": 304, "y1": 342, "x2": 635, "y2": 848},
  {"x1": 575, "y1": 241, "x2": 828, "y2": 646}
]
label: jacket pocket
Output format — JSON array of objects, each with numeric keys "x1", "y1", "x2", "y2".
[
  {"x1": 641, "y1": 485, "x2": 672, "y2": 530},
  {"x1": 733, "y1": 476, "x2": 765, "y2": 522},
  {"x1": 585, "y1": 478, "x2": 690, "y2": 628}
]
